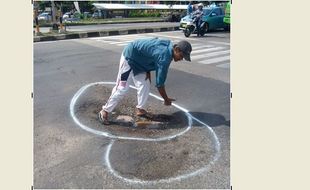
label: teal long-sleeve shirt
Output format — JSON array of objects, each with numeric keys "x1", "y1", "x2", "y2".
[{"x1": 122, "y1": 38, "x2": 173, "y2": 87}]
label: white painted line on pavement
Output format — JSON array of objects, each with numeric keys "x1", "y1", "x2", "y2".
[
  {"x1": 145, "y1": 32, "x2": 230, "y2": 45},
  {"x1": 110, "y1": 40, "x2": 132, "y2": 44},
  {"x1": 198, "y1": 56, "x2": 230, "y2": 65},
  {"x1": 191, "y1": 47, "x2": 225, "y2": 55},
  {"x1": 96, "y1": 39, "x2": 118, "y2": 43},
  {"x1": 190, "y1": 43, "x2": 202, "y2": 47},
  {"x1": 70, "y1": 81, "x2": 221, "y2": 184},
  {"x1": 70, "y1": 82, "x2": 192, "y2": 141},
  {"x1": 104, "y1": 109, "x2": 221, "y2": 184},
  {"x1": 191, "y1": 50, "x2": 230, "y2": 60},
  {"x1": 216, "y1": 63, "x2": 230, "y2": 69},
  {"x1": 116, "y1": 43, "x2": 129, "y2": 46},
  {"x1": 208, "y1": 41, "x2": 230, "y2": 46},
  {"x1": 91, "y1": 34, "x2": 140, "y2": 40},
  {"x1": 192, "y1": 44, "x2": 214, "y2": 50},
  {"x1": 146, "y1": 33, "x2": 186, "y2": 40}
]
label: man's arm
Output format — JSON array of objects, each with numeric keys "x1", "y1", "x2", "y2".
[
  {"x1": 157, "y1": 86, "x2": 176, "y2": 106},
  {"x1": 145, "y1": 71, "x2": 151, "y2": 83}
]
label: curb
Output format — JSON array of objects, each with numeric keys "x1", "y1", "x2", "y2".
[
  {"x1": 34, "y1": 26, "x2": 180, "y2": 42},
  {"x1": 35, "y1": 19, "x2": 167, "y2": 28}
]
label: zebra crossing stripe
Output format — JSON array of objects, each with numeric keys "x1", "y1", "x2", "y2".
[
  {"x1": 110, "y1": 40, "x2": 132, "y2": 44},
  {"x1": 90, "y1": 37, "x2": 106, "y2": 40},
  {"x1": 208, "y1": 41, "x2": 230, "y2": 46},
  {"x1": 95, "y1": 39, "x2": 211, "y2": 48},
  {"x1": 191, "y1": 47, "x2": 225, "y2": 55},
  {"x1": 191, "y1": 50, "x2": 230, "y2": 60},
  {"x1": 96, "y1": 39, "x2": 117, "y2": 43},
  {"x1": 198, "y1": 56, "x2": 230, "y2": 65},
  {"x1": 103, "y1": 34, "x2": 140, "y2": 39},
  {"x1": 216, "y1": 63, "x2": 230, "y2": 69},
  {"x1": 92, "y1": 35, "x2": 141, "y2": 41},
  {"x1": 116, "y1": 43, "x2": 129, "y2": 46},
  {"x1": 190, "y1": 43, "x2": 202, "y2": 47},
  {"x1": 115, "y1": 42, "x2": 202, "y2": 47},
  {"x1": 146, "y1": 33, "x2": 188, "y2": 40},
  {"x1": 192, "y1": 45, "x2": 214, "y2": 50}
]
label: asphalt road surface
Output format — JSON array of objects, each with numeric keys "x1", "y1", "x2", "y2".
[{"x1": 34, "y1": 30, "x2": 230, "y2": 189}]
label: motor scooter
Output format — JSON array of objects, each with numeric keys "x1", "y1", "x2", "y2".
[{"x1": 182, "y1": 16, "x2": 207, "y2": 37}]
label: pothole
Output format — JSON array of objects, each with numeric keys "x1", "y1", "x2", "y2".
[{"x1": 71, "y1": 83, "x2": 191, "y2": 139}]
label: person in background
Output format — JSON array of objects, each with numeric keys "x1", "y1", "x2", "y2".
[
  {"x1": 192, "y1": 3, "x2": 204, "y2": 36},
  {"x1": 98, "y1": 38, "x2": 192, "y2": 125},
  {"x1": 187, "y1": 1, "x2": 193, "y2": 15}
]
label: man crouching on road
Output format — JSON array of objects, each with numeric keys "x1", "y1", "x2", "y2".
[{"x1": 98, "y1": 38, "x2": 192, "y2": 125}]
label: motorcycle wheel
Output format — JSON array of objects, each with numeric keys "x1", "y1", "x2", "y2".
[
  {"x1": 184, "y1": 28, "x2": 191, "y2": 37},
  {"x1": 199, "y1": 23, "x2": 208, "y2": 37},
  {"x1": 200, "y1": 28, "x2": 206, "y2": 36}
]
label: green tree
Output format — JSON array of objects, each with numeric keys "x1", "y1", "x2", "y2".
[
  {"x1": 78, "y1": 1, "x2": 95, "y2": 13},
  {"x1": 38, "y1": 1, "x2": 51, "y2": 12}
]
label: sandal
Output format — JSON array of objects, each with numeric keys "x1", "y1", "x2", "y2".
[
  {"x1": 136, "y1": 108, "x2": 147, "y2": 117},
  {"x1": 98, "y1": 110, "x2": 110, "y2": 125}
]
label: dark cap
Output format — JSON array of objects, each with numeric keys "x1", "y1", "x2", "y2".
[{"x1": 177, "y1": 40, "x2": 192, "y2": 61}]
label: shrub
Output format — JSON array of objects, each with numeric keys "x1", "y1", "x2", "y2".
[{"x1": 129, "y1": 10, "x2": 161, "y2": 17}]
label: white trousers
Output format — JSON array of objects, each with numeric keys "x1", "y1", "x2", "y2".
[{"x1": 102, "y1": 55, "x2": 151, "y2": 113}]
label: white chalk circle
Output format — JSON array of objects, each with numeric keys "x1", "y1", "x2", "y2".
[
  {"x1": 70, "y1": 82, "x2": 193, "y2": 141},
  {"x1": 70, "y1": 82, "x2": 221, "y2": 184},
  {"x1": 104, "y1": 115, "x2": 221, "y2": 184}
]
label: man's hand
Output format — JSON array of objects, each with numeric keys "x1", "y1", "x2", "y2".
[
  {"x1": 164, "y1": 98, "x2": 176, "y2": 106},
  {"x1": 157, "y1": 86, "x2": 176, "y2": 106},
  {"x1": 145, "y1": 71, "x2": 151, "y2": 83}
]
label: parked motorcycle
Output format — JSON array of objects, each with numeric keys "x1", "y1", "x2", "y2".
[{"x1": 183, "y1": 16, "x2": 207, "y2": 37}]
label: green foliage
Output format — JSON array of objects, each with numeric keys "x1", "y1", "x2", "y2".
[
  {"x1": 37, "y1": 1, "x2": 94, "y2": 14},
  {"x1": 38, "y1": 1, "x2": 51, "y2": 11},
  {"x1": 73, "y1": 12, "x2": 83, "y2": 19},
  {"x1": 128, "y1": 10, "x2": 161, "y2": 18},
  {"x1": 34, "y1": 17, "x2": 165, "y2": 28},
  {"x1": 77, "y1": 1, "x2": 94, "y2": 13}
]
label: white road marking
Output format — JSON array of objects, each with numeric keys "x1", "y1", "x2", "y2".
[
  {"x1": 198, "y1": 56, "x2": 230, "y2": 65},
  {"x1": 191, "y1": 50, "x2": 230, "y2": 60},
  {"x1": 189, "y1": 43, "x2": 202, "y2": 47},
  {"x1": 192, "y1": 44, "x2": 214, "y2": 50},
  {"x1": 208, "y1": 41, "x2": 230, "y2": 46},
  {"x1": 70, "y1": 81, "x2": 221, "y2": 184},
  {"x1": 70, "y1": 82, "x2": 192, "y2": 141},
  {"x1": 86, "y1": 32, "x2": 230, "y2": 68},
  {"x1": 216, "y1": 63, "x2": 230, "y2": 69},
  {"x1": 146, "y1": 32, "x2": 189, "y2": 40},
  {"x1": 104, "y1": 108, "x2": 221, "y2": 184},
  {"x1": 191, "y1": 47, "x2": 225, "y2": 55},
  {"x1": 146, "y1": 32, "x2": 230, "y2": 45},
  {"x1": 91, "y1": 34, "x2": 140, "y2": 40},
  {"x1": 110, "y1": 40, "x2": 132, "y2": 44},
  {"x1": 95, "y1": 39, "x2": 118, "y2": 43},
  {"x1": 116, "y1": 43, "x2": 128, "y2": 46}
]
